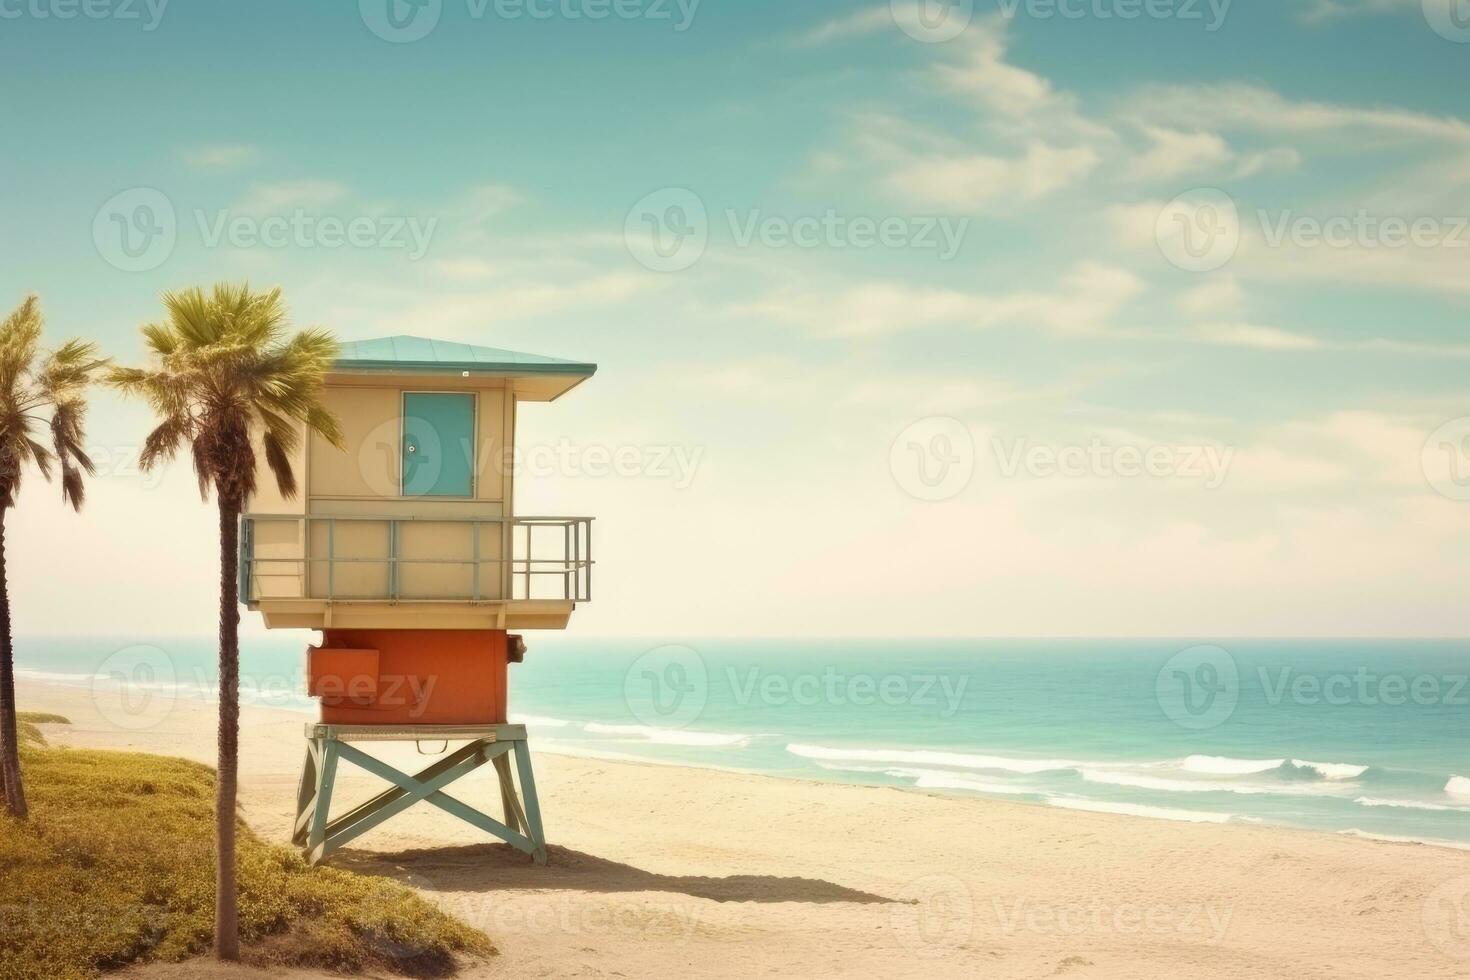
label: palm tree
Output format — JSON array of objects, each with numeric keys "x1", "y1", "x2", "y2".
[
  {"x1": 109, "y1": 284, "x2": 341, "y2": 961},
  {"x1": 0, "y1": 296, "x2": 104, "y2": 821}
]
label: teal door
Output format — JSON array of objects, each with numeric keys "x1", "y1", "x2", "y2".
[{"x1": 402, "y1": 393, "x2": 476, "y2": 497}]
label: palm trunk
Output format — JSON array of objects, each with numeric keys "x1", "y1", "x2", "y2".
[
  {"x1": 0, "y1": 508, "x2": 28, "y2": 820},
  {"x1": 215, "y1": 498, "x2": 241, "y2": 960}
]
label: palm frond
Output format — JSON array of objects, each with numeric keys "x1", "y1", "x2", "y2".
[
  {"x1": 113, "y1": 283, "x2": 340, "y2": 505},
  {"x1": 139, "y1": 416, "x2": 192, "y2": 473},
  {"x1": 0, "y1": 296, "x2": 43, "y2": 398},
  {"x1": 261, "y1": 427, "x2": 298, "y2": 500}
]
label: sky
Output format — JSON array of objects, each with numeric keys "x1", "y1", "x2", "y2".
[{"x1": 1, "y1": 0, "x2": 1469, "y2": 638}]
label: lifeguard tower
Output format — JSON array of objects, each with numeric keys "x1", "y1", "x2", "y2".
[{"x1": 239, "y1": 335, "x2": 596, "y2": 865}]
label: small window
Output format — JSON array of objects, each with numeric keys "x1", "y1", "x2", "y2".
[{"x1": 402, "y1": 392, "x2": 476, "y2": 497}]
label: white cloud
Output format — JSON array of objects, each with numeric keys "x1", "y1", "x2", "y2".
[
  {"x1": 1177, "y1": 277, "x2": 1245, "y2": 318},
  {"x1": 1232, "y1": 146, "x2": 1303, "y2": 178},
  {"x1": 338, "y1": 271, "x2": 657, "y2": 337},
  {"x1": 792, "y1": 5, "x2": 893, "y2": 45},
  {"x1": 1293, "y1": 0, "x2": 1419, "y2": 21},
  {"x1": 1127, "y1": 127, "x2": 1234, "y2": 181},
  {"x1": 461, "y1": 183, "x2": 524, "y2": 222},
  {"x1": 882, "y1": 140, "x2": 1102, "y2": 209},
  {"x1": 234, "y1": 180, "x2": 350, "y2": 213},
  {"x1": 935, "y1": 21, "x2": 1067, "y2": 120},
  {"x1": 1111, "y1": 196, "x2": 1470, "y2": 298},
  {"x1": 1191, "y1": 322, "x2": 1324, "y2": 351},
  {"x1": 182, "y1": 143, "x2": 261, "y2": 170},
  {"x1": 730, "y1": 261, "x2": 1143, "y2": 338},
  {"x1": 1128, "y1": 82, "x2": 1470, "y2": 145}
]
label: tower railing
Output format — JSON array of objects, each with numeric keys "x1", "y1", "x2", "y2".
[{"x1": 239, "y1": 513, "x2": 593, "y2": 604}]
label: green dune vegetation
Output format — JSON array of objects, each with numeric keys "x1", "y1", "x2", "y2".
[{"x1": 0, "y1": 714, "x2": 493, "y2": 979}]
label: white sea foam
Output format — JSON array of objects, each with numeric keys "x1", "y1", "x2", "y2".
[
  {"x1": 535, "y1": 739, "x2": 703, "y2": 768},
  {"x1": 1354, "y1": 797, "x2": 1465, "y2": 813},
  {"x1": 510, "y1": 714, "x2": 571, "y2": 729},
  {"x1": 1080, "y1": 769, "x2": 1346, "y2": 798},
  {"x1": 1180, "y1": 755, "x2": 1286, "y2": 776},
  {"x1": 1338, "y1": 829, "x2": 1470, "y2": 852},
  {"x1": 885, "y1": 767, "x2": 1037, "y2": 796},
  {"x1": 1445, "y1": 776, "x2": 1470, "y2": 799},
  {"x1": 786, "y1": 743, "x2": 1078, "y2": 775},
  {"x1": 15, "y1": 668, "x2": 97, "y2": 684},
  {"x1": 1289, "y1": 759, "x2": 1369, "y2": 781},
  {"x1": 1177, "y1": 755, "x2": 1366, "y2": 781},
  {"x1": 1045, "y1": 797, "x2": 1234, "y2": 824},
  {"x1": 584, "y1": 722, "x2": 751, "y2": 747}
]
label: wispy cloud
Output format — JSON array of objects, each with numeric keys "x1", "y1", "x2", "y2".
[
  {"x1": 1292, "y1": 0, "x2": 1419, "y2": 22},
  {"x1": 233, "y1": 179, "x2": 350, "y2": 213},
  {"x1": 791, "y1": 4, "x2": 894, "y2": 45},
  {"x1": 1126, "y1": 82, "x2": 1470, "y2": 145},
  {"x1": 728, "y1": 261, "x2": 1143, "y2": 338},
  {"x1": 182, "y1": 143, "x2": 261, "y2": 171}
]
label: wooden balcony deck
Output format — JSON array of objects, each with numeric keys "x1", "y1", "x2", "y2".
[{"x1": 241, "y1": 512, "x2": 591, "y2": 631}]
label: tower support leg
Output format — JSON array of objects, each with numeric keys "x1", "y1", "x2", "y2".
[{"x1": 292, "y1": 723, "x2": 547, "y2": 867}]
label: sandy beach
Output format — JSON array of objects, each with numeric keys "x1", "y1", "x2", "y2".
[{"x1": 17, "y1": 675, "x2": 1470, "y2": 980}]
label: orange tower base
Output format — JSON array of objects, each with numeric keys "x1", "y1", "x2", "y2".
[{"x1": 307, "y1": 629, "x2": 509, "y2": 725}]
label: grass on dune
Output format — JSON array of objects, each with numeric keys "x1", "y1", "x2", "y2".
[{"x1": 0, "y1": 713, "x2": 493, "y2": 980}]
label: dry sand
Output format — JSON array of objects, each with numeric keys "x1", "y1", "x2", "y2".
[{"x1": 18, "y1": 676, "x2": 1470, "y2": 980}]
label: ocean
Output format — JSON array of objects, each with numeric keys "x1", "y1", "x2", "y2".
[{"x1": 15, "y1": 635, "x2": 1470, "y2": 848}]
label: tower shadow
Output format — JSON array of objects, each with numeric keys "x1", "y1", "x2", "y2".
[{"x1": 331, "y1": 843, "x2": 903, "y2": 905}]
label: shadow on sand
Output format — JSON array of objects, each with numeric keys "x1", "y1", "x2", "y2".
[{"x1": 330, "y1": 844, "x2": 903, "y2": 905}]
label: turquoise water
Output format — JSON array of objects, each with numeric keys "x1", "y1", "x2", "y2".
[{"x1": 15, "y1": 636, "x2": 1470, "y2": 847}]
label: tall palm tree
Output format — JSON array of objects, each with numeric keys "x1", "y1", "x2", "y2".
[
  {"x1": 109, "y1": 284, "x2": 341, "y2": 961},
  {"x1": 0, "y1": 296, "x2": 104, "y2": 821}
]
